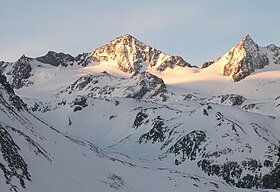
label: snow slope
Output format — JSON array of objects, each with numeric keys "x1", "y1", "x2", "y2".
[{"x1": 1, "y1": 75, "x2": 255, "y2": 192}]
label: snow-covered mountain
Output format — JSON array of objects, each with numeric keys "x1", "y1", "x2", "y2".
[
  {"x1": 1, "y1": 34, "x2": 280, "y2": 191},
  {"x1": 0, "y1": 34, "x2": 195, "y2": 89},
  {"x1": 203, "y1": 35, "x2": 280, "y2": 81},
  {"x1": 89, "y1": 34, "x2": 194, "y2": 73},
  {"x1": 0, "y1": 55, "x2": 32, "y2": 89}
]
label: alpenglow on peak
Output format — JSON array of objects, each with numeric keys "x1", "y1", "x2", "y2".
[
  {"x1": 89, "y1": 34, "x2": 194, "y2": 73},
  {"x1": 204, "y1": 35, "x2": 271, "y2": 81}
]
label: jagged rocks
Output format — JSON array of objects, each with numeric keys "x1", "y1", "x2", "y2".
[
  {"x1": 70, "y1": 96, "x2": 88, "y2": 112},
  {"x1": 126, "y1": 72, "x2": 167, "y2": 99},
  {"x1": 262, "y1": 164, "x2": 280, "y2": 189},
  {"x1": 198, "y1": 158, "x2": 280, "y2": 189},
  {"x1": 4, "y1": 55, "x2": 32, "y2": 89},
  {"x1": 0, "y1": 74, "x2": 27, "y2": 111},
  {"x1": 203, "y1": 35, "x2": 280, "y2": 82},
  {"x1": 209, "y1": 94, "x2": 245, "y2": 106},
  {"x1": 132, "y1": 111, "x2": 148, "y2": 129},
  {"x1": 75, "y1": 53, "x2": 99, "y2": 67},
  {"x1": 223, "y1": 36, "x2": 269, "y2": 81},
  {"x1": 59, "y1": 71, "x2": 167, "y2": 100},
  {"x1": 201, "y1": 61, "x2": 214, "y2": 69},
  {"x1": 267, "y1": 44, "x2": 280, "y2": 65},
  {"x1": 36, "y1": 51, "x2": 99, "y2": 67},
  {"x1": 36, "y1": 51, "x2": 75, "y2": 67},
  {"x1": 139, "y1": 116, "x2": 167, "y2": 144},
  {"x1": 90, "y1": 34, "x2": 193, "y2": 73},
  {"x1": 219, "y1": 35, "x2": 269, "y2": 81},
  {"x1": 0, "y1": 125, "x2": 31, "y2": 189},
  {"x1": 156, "y1": 55, "x2": 193, "y2": 71}
]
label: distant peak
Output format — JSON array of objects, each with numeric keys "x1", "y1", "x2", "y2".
[
  {"x1": 240, "y1": 35, "x2": 256, "y2": 46},
  {"x1": 121, "y1": 34, "x2": 134, "y2": 38},
  {"x1": 119, "y1": 33, "x2": 137, "y2": 39},
  {"x1": 241, "y1": 35, "x2": 252, "y2": 41},
  {"x1": 220, "y1": 34, "x2": 268, "y2": 81},
  {"x1": 115, "y1": 34, "x2": 139, "y2": 43},
  {"x1": 19, "y1": 54, "x2": 27, "y2": 60},
  {"x1": 18, "y1": 54, "x2": 31, "y2": 64},
  {"x1": 267, "y1": 44, "x2": 277, "y2": 51},
  {"x1": 91, "y1": 33, "x2": 193, "y2": 73}
]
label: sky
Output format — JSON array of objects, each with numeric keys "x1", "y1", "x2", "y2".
[{"x1": 0, "y1": 0, "x2": 280, "y2": 66}]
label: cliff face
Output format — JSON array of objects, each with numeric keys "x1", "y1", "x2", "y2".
[{"x1": 222, "y1": 35, "x2": 269, "y2": 81}]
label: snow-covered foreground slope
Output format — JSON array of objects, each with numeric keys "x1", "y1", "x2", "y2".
[
  {"x1": 10, "y1": 61, "x2": 279, "y2": 189},
  {"x1": 20, "y1": 73, "x2": 280, "y2": 189},
  {"x1": 1, "y1": 75, "x2": 257, "y2": 192}
]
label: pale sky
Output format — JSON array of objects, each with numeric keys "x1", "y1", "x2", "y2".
[{"x1": 0, "y1": 0, "x2": 279, "y2": 66}]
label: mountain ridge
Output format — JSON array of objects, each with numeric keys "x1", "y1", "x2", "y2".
[{"x1": 1, "y1": 34, "x2": 279, "y2": 85}]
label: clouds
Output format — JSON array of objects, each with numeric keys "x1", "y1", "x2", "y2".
[{"x1": 0, "y1": 1, "x2": 279, "y2": 65}]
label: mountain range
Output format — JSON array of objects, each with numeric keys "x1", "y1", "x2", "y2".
[{"x1": 0, "y1": 34, "x2": 280, "y2": 192}]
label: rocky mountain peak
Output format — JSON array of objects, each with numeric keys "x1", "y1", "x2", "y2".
[
  {"x1": 111, "y1": 34, "x2": 145, "y2": 49},
  {"x1": 90, "y1": 34, "x2": 193, "y2": 73},
  {"x1": 220, "y1": 35, "x2": 269, "y2": 81},
  {"x1": 241, "y1": 35, "x2": 254, "y2": 44},
  {"x1": 118, "y1": 33, "x2": 138, "y2": 43},
  {"x1": 18, "y1": 54, "x2": 31, "y2": 65},
  {"x1": 4, "y1": 55, "x2": 33, "y2": 89},
  {"x1": 240, "y1": 35, "x2": 259, "y2": 52}
]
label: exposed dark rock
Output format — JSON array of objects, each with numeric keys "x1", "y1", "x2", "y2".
[
  {"x1": 157, "y1": 55, "x2": 193, "y2": 71},
  {"x1": 264, "y1": 160, "x2": 273, "y2": 168},
  {"x1": 262, "y1": 163, "x2": 280, "y2": 189},
  {"x1": 102, "y1": 173, "x2": 127, "y2": 190},
  {"x1": 222, "y1": 35, "x2": 269, "y2": 81},
  {"x1": 73, "y1": 106, "x2": 83, "y2": 112},
  {"x1": 132, "y1": 111, "x2": 148, "y2": 129},
  {"x1": 75, "y1": 53, "x2": 99, "y2": 67},
  {"x1": 168, "y1": 130, "x2": 206, "y2": 164},
  {"x1": 70, "y1": 96, "x2": 88, "y2": 112},
  {"x1": 243, "y1": 103, "x2": 257, "y2": 110},
  {"x1": 127, "y1": 72, "x2": 167, "y2": 99},
  {"x1": 201, "y1": 61, "x2": 214, "y2": 69},
  {"x1": 203, "y1": 109, "x2": 208, "y2": 116},
  {"x1": 267, "y1": 44, "x2": 280, "y2": 65},
  {"x1": 0, "y1": 74, "x2": 27, "y2": 111},
  {"x1": 197, "y1": 157, "x2": 280, "y2": 189},
  {"x1": 211, "y1": 94, "x2": 245, "y2": 106},
  {"x1": 198, "y1": 159, "x2": 256, "y2": 188},
  {"x1": 36, "y1": 51, "x2": 75, "y2": 67},
  {"x1": 0, "y1": 124, "x2": 31, "y2": 189},
  {"x1": 60, "y1": 71, "x2": 166, "y2": 100},
  {"x1": 6, "y1": 55, "x2": 32, "y2": 89},
  {"x1": 139, "y1": 116, "x2": 167, "y2": 144}
]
